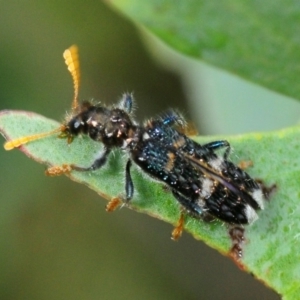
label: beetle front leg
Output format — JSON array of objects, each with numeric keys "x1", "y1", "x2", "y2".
[
  {"x1": 106, "y1": 159, "x2": 134, "y2": 212},
  {"x1": 46, "y1": 147, "x2": 111, "y2": 176},
  {"x1": 124, "y1": 159, "x2": 134, "y2": 201}
]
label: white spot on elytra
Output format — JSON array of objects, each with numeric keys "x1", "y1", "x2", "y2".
[
  {"x1": 209, "y1": 157, "x2": 224, "y2": 172},
  {"x1": 196, "y1": 198, "x2": 206, "y2": 210},
  {"x1": 252, "y1": 189, "x2": 264, "y2": 209},
  {"x1": 245, "y1": 205, "x2": 258, "y2": 224},
  {"x1": 200, "y1": 178, "x2": 213, "y2": 198}
]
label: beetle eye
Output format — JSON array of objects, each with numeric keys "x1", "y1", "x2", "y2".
[{"x1": 74, "y1": 121, "x2": 81, "y2": 129}]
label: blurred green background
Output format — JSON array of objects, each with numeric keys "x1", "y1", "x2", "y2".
[{"x1": 0, "y1": 1, "x2": 289, "y2": 299}]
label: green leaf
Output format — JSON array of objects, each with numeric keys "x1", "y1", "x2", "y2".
[
  {"x1": 1, "y1": 110, "x2": 300, "y2": 298},
  {"x1": 106, "y1": 0, "x2": 300, "y2": 100}
]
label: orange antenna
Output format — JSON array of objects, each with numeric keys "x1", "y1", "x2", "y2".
[
  {"x1": 4, "y1": 46, "x2": 81, "y2": 151},
  {"x1": 63, "y1": 45, "x2": 80, "y2": 110},
  {"x1": 4, "y1": 126, "x2": 65, "y2": 151}
]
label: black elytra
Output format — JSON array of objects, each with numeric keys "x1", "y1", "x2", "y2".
[{"x1": 62, "y1": 93, "x2": 266, "y2": 225}]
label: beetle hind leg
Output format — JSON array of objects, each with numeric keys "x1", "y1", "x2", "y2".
[{"x1": 171, "y1": 212, "x2": 186, "y2": 241}]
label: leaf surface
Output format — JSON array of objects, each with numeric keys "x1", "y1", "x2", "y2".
[
  {"x1": 1, "y1": 110, "x2": 299, "y2": 298},
  {"x1": 107, "y1": 0, "x2": 300, "y2": 100}
]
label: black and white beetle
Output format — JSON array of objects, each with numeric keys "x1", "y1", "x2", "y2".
[{"x1": 4, "y1": 46, "x2": 272, "y2": 251}]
